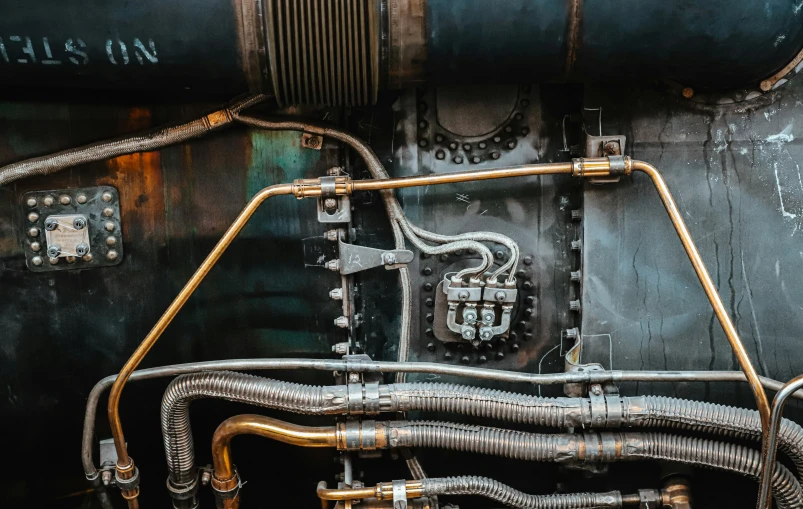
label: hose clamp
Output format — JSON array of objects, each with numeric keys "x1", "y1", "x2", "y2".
[
  {"x1": 347, "y1": 383, "x2": 381, "y2": 415},
  {"x1": 392, "y1": 479, "x2": 408, "y2": 509},
  {"x1": 212, "y1": 471, "x2": 242, "y2": 501},
  {"x1": 320, "y1": 176, "x2": 338, "y2": 198},
  {"x1": 115, "y1": 466, "x2": 141, "y2": 491},
  {"x1": 166, "y1": 475, "x2": 199, "y2": 501}
]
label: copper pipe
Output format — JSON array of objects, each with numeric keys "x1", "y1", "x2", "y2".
[
  {"x1": 317, "y1": 481, "x2": 424, "y2": 501},
  {"x1": 212, "y1": 414, "x2": 338, "y2": 480},
  {"x1": 106, "y1": 184, "x2": 294, "y2": 490},
  {"x1": 630, "y1": 160, "x2": 770, "y2": 431}
]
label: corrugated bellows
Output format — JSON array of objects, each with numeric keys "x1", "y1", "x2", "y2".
[{"x1": 266, "y1": 0, "x2": 379, "y2": 106}]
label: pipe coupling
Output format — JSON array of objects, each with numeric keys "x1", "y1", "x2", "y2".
[
  {"x1": 571, "y1": 156, "x2": 632, "y2": 178},
  {"x1": 211, "y1": 470, "x2": 241, "y2": 509},
  {"x1": 337, "y1": 420, "x2": 386, "y2": 450},
  {"x1": 347, "y1": 383, "x2": 383, "y2": 415}
]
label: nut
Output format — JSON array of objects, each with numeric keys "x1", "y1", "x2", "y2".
[
  {"x1": 334, "y1": 316, "x2": 349, "y2": 329},
  {"x1": 324, "y1": 229, "x2": 339, "y2": 241},
  {"x1": 348, "y1": 373, "x2": 360, "y2": 383},
  {"x1": 44, "y1": 218, "x2": 58, "y2": 231},
  {"x1": 329, "y1": 288, "x2": 344, "y2": 300},
  {"x1": 101, "y1": 470, "x2": 113, "y2": 486},
  {"x1": 200, "y1": 471, "x2": 212, "y2": 486},
  {"x1": 47, "y1": 245, "x2": 61, "y2": 258},
  {"x1": 73, "y1": 217, "x2": 87, "y2": 230},
  {"x1": 323, "y1": 198, "x2": 338, "y2": 213},
  {"x1": 326, "y1": 259, "x2": 340, "y2": 272}
]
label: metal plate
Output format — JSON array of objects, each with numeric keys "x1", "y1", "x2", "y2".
[{"x1": 21, "y1": 186, "x2": 123, "y2": 271}]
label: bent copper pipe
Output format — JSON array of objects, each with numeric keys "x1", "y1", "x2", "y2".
[
  {"x1": 106, "y1": 155, "x2": 770, "y2": 505},
  {"x1": 758, "y1": 374, "x2": 803, "y2": 509},
  {"x1": 317, "y1": 480, "x2": 423, "y2": 501}
]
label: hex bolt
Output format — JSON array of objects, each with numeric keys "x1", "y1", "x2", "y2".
[
  {"x1": 329, "y1": 288, "x2": 344, "y2": 300},
  {"x1": 82, "y1": 253, "x2": 94, "y2": 262},
  {"x1": 427, "y1": 342, "x2": 436, "y2": 352},
  {"x1": 348, "y1": 373, "x2": 361, "y2": 383},
  {"x1": 102, "y1": 207, "x2": 114, "y2": 217},
  {"x1": 44, "y1": 218, "x2": 58, "y2": 231},
  {"x1": 460, "y1": 355, "x2": 470, "y2": 364},
  {"x1": 76, "y1": 194, "x2": 88, "y2": 204},
  {"x1": 30, "y1": 242, "x2": 41, "y2": 252},
  {"x1": 101, "y1": 192, "x2": 113, "y2": 202},
  {"x1": 47, "y1": 245, "x2": 61, "y2": 258},
  {"x1": 571, "y1": 240, "x2": 582, "y2": 252},
  {"x1": 200, "y1": 472, "x2": 212, "y2": 486},
  {"x1": 106, "y1": 250, "x2": 119, "y2": 261},
  {"x1": 463, "y1": 310, "x2": 477, "y2": 322},
  {"x1": 461, "y1": 327, "x2": 475, "y2": 340},
  {"x1": 571, "y1": 209, "x2": 582, "y2": 221},
  {"x1": 495, "y1": 291, "x2": 506, "y2": 303},
  {"x1": 425, "y1": 298, "x2": 434, "y2": 307},
  {"x1": 75, "y1": 243, "x2": 90, "y2": 256},
  {"x1": 590, "y1": 384, "x2": 603, "y2": 396},
  {"x1": 603, "y1": 141, "x2": 621, "y2": 156},
  {"x1": 323, "y1": 198, "x2": 338, "y2": 214},
  {"x1": 332, "y1": 342, "x2": 349, "y2": 355},
  {"x1": 523, "y1": 256, "x2": 533, "y2": 266},
  {"x1": 570, "y1": 300, "x2": 582, "y2": 312},
  {"x1": 479, "y1": 328, "x2": 493, "y2": 341},
  {"x1": 524, "y1": 332, "x2": 533, "y2": 341},
  {"x1": 483, "y1": 310, "x2": 495, "y2": 322},
  {"x1": 383, "y1": 252, "x2": 397, "y2": 265},
  {"x1": 101, "y1": 471, "x2": 113, "y2": 486},
  {"x1": 334, "y1": 316, "x2": 349, "y2": 329},
  {"x1": 59, "y1": 195, "x2": 71, "y2": 205},
  {"x1": 423, "y1": 283, "x2": 433, "y2": 292},
  {"x1": 27, "y1": 212, "x2": 39, "y2": 223},
  {"x1": 565, "y1": 327, "x2": 580, "y2": 340},
  {"x1": 73, "y1": 217, "x2": 87, "y2": 230},
  {"x1": 31, "y1": 256, "x2": 43, "y2": 267},
  {"x1": 43, "y1": 195, "x2": 55, "y2": 207},
  {"x1": 570, "y1": 270, "x2": 582, "y2": 282},
  {"x1": 324, "y1": 229, "x2": 339, "y2": 241},
  {"x1": 104, "y1": 221, "x2": 116, "y2": 232},
  {"x1": 326, "y1": 259, "x2": 340, "y2": 272},
  {"x1": 26, "y1": 197, "x2": 37, "y2": 207}
]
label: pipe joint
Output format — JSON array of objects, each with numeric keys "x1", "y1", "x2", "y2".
[
  {"x1": 211, "y1": 471, "x2": 241, "y2": 509},
  {"x1": 337, "y1": 420, "x2": 385, "y2": 450},
  {"x1": 292, "y1": 177, "x2": 352, "y2": 199},
  {"x1": 572, "y1": 156, "x2": 632, "y2": 178},
  {"x1": 347, "y1": 383, "x2": 383, "y2": 415}
]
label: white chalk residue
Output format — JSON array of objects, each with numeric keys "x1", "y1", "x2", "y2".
[
  {"x1": 767, "y1": 123, "x2": 795, "y2": 143},
  {"x1": 773, "y1": 161, "x2": 798, "y2": 219}
]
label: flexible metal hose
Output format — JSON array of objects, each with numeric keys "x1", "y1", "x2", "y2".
[
  {"x1": 386, "y1": 423, "x2": 803, "y2": 509},
  {"x1": 420, "y1": 477, "x2": 621, "y2": 509},
  {"x1": 161, "y1": 371, "x2": 348, "y2": 485},
  {"x1": 0, "y1": 95, "x2": 266, "y2": 186}
]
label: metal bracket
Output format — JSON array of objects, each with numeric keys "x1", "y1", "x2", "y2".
[
  {"x1": 584, "y1": 135, "x2": 627, "y2": 184},
  {"x1": 337, "y1": 239, "x2": 413, "y2": 275},
  {"x1": 392, "y1": 480, "x2": 408, "y2": 509}
]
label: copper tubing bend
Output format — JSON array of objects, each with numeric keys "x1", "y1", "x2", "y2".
[{"x1": 105, "y1": 154, "x2": 770, "y2": 504}]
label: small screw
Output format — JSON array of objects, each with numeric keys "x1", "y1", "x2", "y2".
[
  {"x1": 326, "y1": 259, "x2": 340, "y2": 272},
  {"x1": 75, "y1": 243, "x2": 90, "y2": 256},
  {"x1": 76, "y1": 194, "x2": 88, "y2": 204},
  {"x1": 348, "y1": 373, "x2": 361, "y2": 383},
  {"x1": 26, "y1": 197, "x2": 37, "y2": 207},
  {"x1": 436, "y1": 150, "x2": 446, "y2": 160},
  {"x1": 73, "y1": 217, "x2": 87, "y2": 230},
  {"x1": 27, "y1": 212, "x2": 39, "y2": 223},
  {"x1": 323, "y1": 198, "x2": 338, "y2": 213},
  {"x1": 44, "y1": 219, "x2": 58, "y2": 231},
  {"x1": 106, "y1": 250, "x2": 119, "y2": 261},
  {"x1": 329, "y1": 288, "x2": 344, "y2": 300},
  {"x1": 47, "y1": 245, "x2": 61, "y2": 258},
  {"x1": 383, "y1": 252, "x2": 397, "y2": 265},
  {"x1": 59, "y1": 195, "x2": 71, "y2": 205},
  {"x1": 571, "y1": 270, "x2": 582, "y2": 282},
  {"x1": 453, "y1": 156, "x2": 463, "y2": 164},
  {"x1": 427, "y1": 342, "x2": 436, "y2": 352},
  {"x1": 458, "y1": 290, "x2": 470, "y2": 301},
  {"x1": 334, "y1": 316, "x2": 349, "y2": 328},
  {"x1": 30, "y1": 242, "x2": 41, "y2": 252},
  {"x1": 103, "y1": 207, "x2": 114, "y2": 217},
  {"x1": 82, "y1": 253, "x2": 94, "y2": 262},
  {"x1": 495, "y1": 250, "x2": 504, "y2": 259},
  {"x1": 27, "y1": 227, "x2": 40, "y2": 237},
  {"x1": 422, "y1": 267, "x2": 432, "y2": 276},
  {"x1": 104, "y1": 221, "x2": 116, "y2": 232},
  {"x1": 43, "y1": 195, "x2": 55, "y2": 207},
  {"x1": 31, "y1": 256, "x2": 43, "y2": 266},
  {"x1": 570, "y1": 300, "x2": 582, "y2": 312},
  {"x1": 101, "y1": 192, "x2": 113, "y2": 202},
  {"x1": 200, "y1": 471, "x2": 212, "y2": 486},
  {"x1": 523, "y1": 256, "x2": 533, "y2": 266}
]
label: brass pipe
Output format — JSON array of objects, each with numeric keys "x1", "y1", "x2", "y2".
[
  {"x1": 212, "y1": 414, "x2": 338, "y2": 480},
  {"x1": 106, "y1": 184, "x2": 294, "y2": 493},
  {"x1": 317, "y1": 480, "x2": 424, "y2": 501},
  {"x1": 630, "y1": 160, "x2": 770, "y2": 431}
]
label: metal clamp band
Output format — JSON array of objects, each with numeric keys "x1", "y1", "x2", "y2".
[
  {"x1": 166, "y1": 476, "x2": 199, "y2": 501},
  {"x1": 320, "y1": 176, "x2": 338, "y2": 198},
  {"x1": 608, "y1": 155, "x2": 627, "y2": 175},
  {"x1": 589, "y1": 390, "x2": 607, "y2": 428},
  {"x1": 115, "y1": 466, "x2": 141, "y2": 491},
  {"x1": 393, "y1": 479, "x2": 408, "y2": 509}
]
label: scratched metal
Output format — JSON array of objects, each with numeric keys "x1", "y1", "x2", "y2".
[{"x1": 581, "y1": 78, "x2": 803, "y2": 411}]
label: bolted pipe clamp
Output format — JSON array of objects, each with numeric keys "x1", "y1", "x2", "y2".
[
  {"x1": 115, "y1": 465, "x2": 141, "y2": 492},
  {"x1": 166, "y1": 475, "x2": 200, "y2": 502}
]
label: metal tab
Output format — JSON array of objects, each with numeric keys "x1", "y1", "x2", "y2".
[
  {"x1": 317, "y1": 195, "x2": 352, "y2": 223},
  {"x1": 338, "y1": 239, "x2": 413, "y2": 275},
  {"x1": 392, "y1": 479, "x2": 408, "y2": 509}
]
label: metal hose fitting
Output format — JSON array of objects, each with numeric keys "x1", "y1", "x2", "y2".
[{"x1": 420, "y1": 477, "x2": 622, "y2": 509}]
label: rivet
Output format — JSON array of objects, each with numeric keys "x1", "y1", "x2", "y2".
[
  {"x1": 444, "y1": 351, "x2": 453, "y2": 360},
  {"x1": 426, "y1": 328, "x2": 434, "y2": 337},
  {"x1": 76, "y1": 194, "x2": 88, "y2": 204},
  {"x1": 524, "y1": 308, "x2": 534, "y2": 316},
  {"x1": 524, "y1": 332, "x2": 533, "y2": 341},
  {"x1": 463, "y1": 143, "x2": 471, "y2": 151},
  {"x1": 493, "y1": 136, "x2": 501, "y2": 143},
  {"x1": 59, "y1": 195, "x2": 71, "y2": 205},
  {"x1": 26, "y1": 197, "x2": 37, "y2": 207},
  {"x1": 477, "y1": 355, "x2": 487, "y2": 364},
  {"x1": 66, "y1": 256, "x2": 77, "y2": 264},
  {"x1": 511, "y1": 343, "x2": 520, "y2": 352},
  {"x1": 523, "y1": 281, "x2": 534, "y2": 290},
  {"x1": 510, "y1": 331, "x2": 518, "y2": 341},
  {"x1": 43, "y1": 195, "x2": 55, "y2": 207},
  {"x1": 422, "y1": 267, "x2": 432, "y2": 276},
  {"x1": 426, "y1": 313, "x2": 434, "y2": 323},
  {"x1": 106, "y1": 250, "x2": 119, "y2": 261},
  {"x1": 425, "y1": 298, "x2": 434, "y2": 307},
  {"x1": 82, "y1": 253, "x2": 94, "y2": 262},
  {"x1": 102, "y1": 191, "x2": 114, "y2": 202},
  {"x1": 49, "y1": 257, "x2": 59, "y2": 265},
  {"x1": 492, "y1": 152, "x2": 501, "y2": 160},
  {"x1": 31, "y1": 256, "x2": 43, "y2": 266},
  {"x1": 682, "y1": 87, "x2": 695, "y2": 99},
  {"x1": 436, "y1": 150, "x2": 446, "y2": 160},
  {"x1": 571, "y1": 209, "x2": 582, "y2": 221},
  {"x1": 471, "y1": 156, "x2": 481, "y2": 164},
  {"x1": 495, "y1": 250, "x2": 504, "y2": 259},
  {"x1": 453, "y1": 156, "x2": 463, "y2": 164},
  {"x1": 521, "y1": 127, "x2": 530, "y2": 136},
  {"x1": 514, "y1": 113, "x2": 523, "y2": 120},
  {"x1": 507, "y1": 140, "x2": 517, "y2": 149},
  {"x1": 104, "y1": 222, "x2": 115, "y2": 232},
  {"x1": 454, "y1": 250, "x2": 463, "y2": 256},
  {"x1": 460, "y1": 356, "x2": 470, "y2": 364},
  {"x1": 106, "y1": 236, "x2": 117, "y2": 246},
  {"x1": 418, "y1": 120, "x2": 428, "y2": 130},
  {"x1": 495, "y1": 351, "x2": 505, "y2": 360},
  {"x1": 521, "y1": 99, "x2": 530, "y2": 107},
  {"x1": 418, "y1": 139, "x2": 428, "y2": 148},
  {"x1": 424, "y1": 283, "x2": 433, "y2": 292},
  {"x1": 27, "y1": 212, "x2": 39, "y2": 223},
  {"x1": 449, "y1": 142, "x2": 458, "y2": 150},
  {"x1": 103, "y1": 207, "x2": 114, "y2": 217},
  {"x1": 435, "y1": 134, "x2": 444, "y2": 143},
  {"x1": 479, "y1": 142, "x2": 487, "y2": 149},
  {"x1": 439, "y1": 254, "x2": 448, "y2": 262},
  {"x1": 523, "y1": 256, "x2": 533, "y2": 265},
  {"x1": 30, "y1": 242, "x2": 41, "y2": 252},
  {"x1": 27, "y1": 227, "x2": 40, "y2": 237},
  {"x1": 505, "y1": 126, "x2": 513, "y2": 133},
  {"x1": 427, "y1": 342, "x2": 436, "y2": 352},
  {"x1": 516, "y1": 269, "x2": 526, "y2": 278},
  {"x1": 525, "y1": 296, "x2": 535, "y2": 305}
]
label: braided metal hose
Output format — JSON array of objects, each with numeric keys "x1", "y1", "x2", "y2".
[
  {"x1": 421, "y1": 477, "x2": 622, "y2": 509},
  {"x1": 161, "y1": 371, "x2": 347, "y2": 485},
  {"x1": 625, "y1": 396, "x2": 803, "y2": 480},
  {"x1": 385, "y1": 422, "x2": 803, "y2": 509}
]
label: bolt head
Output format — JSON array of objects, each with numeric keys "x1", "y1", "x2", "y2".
[
  {"x1": 31, "y1": 256, "x2": 43, "y2": 267},
  {"x1": 326, "y1": 259, "x2": 340, "y2": 272},
  {"x1": 101, "y1": 192, "x2": 113, "y2": 202},
  {"x1": 323, "y1": 198, "x2": 338, "y2": 212},
  {"x1": 30, "y1": 241, "x2": 41, "y2": 252},
  {"x1": 101, "y1": 470, "x2": 113, "y2": 486},
  {"x1": 75, "y1": 243, "x2": 90, "y2": 256},
  {"x1": 427, "y1": 342, "x2": 436, "y2": 352},
  {"x1": 334, "y1": 316, "x2": 349, "y2": 328},
  {"x1": 590, "y1": 384, "x2": 603, "y2": 396},
  {"x1": 460, "y1": 355, "x2": 470, "y2": 364},
  {"x1": 27, "y1": 212, "x2": 39, "y2": 223},
  {"x1": 457, "y1": 290, "x2": 470, "y2": 302},
  {"x1": 44, "y1": 218, "x2": 58, "y2": 231},
  {"x1": 200, "y1": 472, "x2": 212, "y2": 486},
  {"x1": 73, "y1": 217, "x2": 87, "y2": 230},
  {"x1": 383, "y1": 252, "x2": 397, "y2": 265},
  {"x1": 104, "y1": 221, "x2": 115, "y2": 232},
  {"x1": 26, "y1": 197, "x2": 37, "y2": 207},
  {"x1": 76, "y1": 194, "x2": 88, "y2": 204},
  {"x1": 329, "y1": 288, "x2": 344, "y2": 300},
  {"x1": 102, "y1": 207, "x2": 114, "y2": 217},
  {"x1": 43, "y1": 195, "x2": 55, "y2": 207},
  {"x1": 47, "y1": 245, "x2": 61, "y2": 258},
  {"x1": 348, "y1": 373, "x2": 360, "y2": 383},
  {"x1": 495, "y1": 291, "x2": 506, "y2": 303},
  {"x1": 327, "y1": 167, "x2": 342, "y2": 176},
  {"x1": 59, "y1": 195, "x2": 71, "y2": 205},
  {"x1": 483, "y1": 312, "x2": 495, "y2": 322},
  {"x1": 106, "y1": 250, "x2": 119, "y2": 261},
  {"x1": 480, "y1": 330, "x2": 493, "y2": 340}
]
